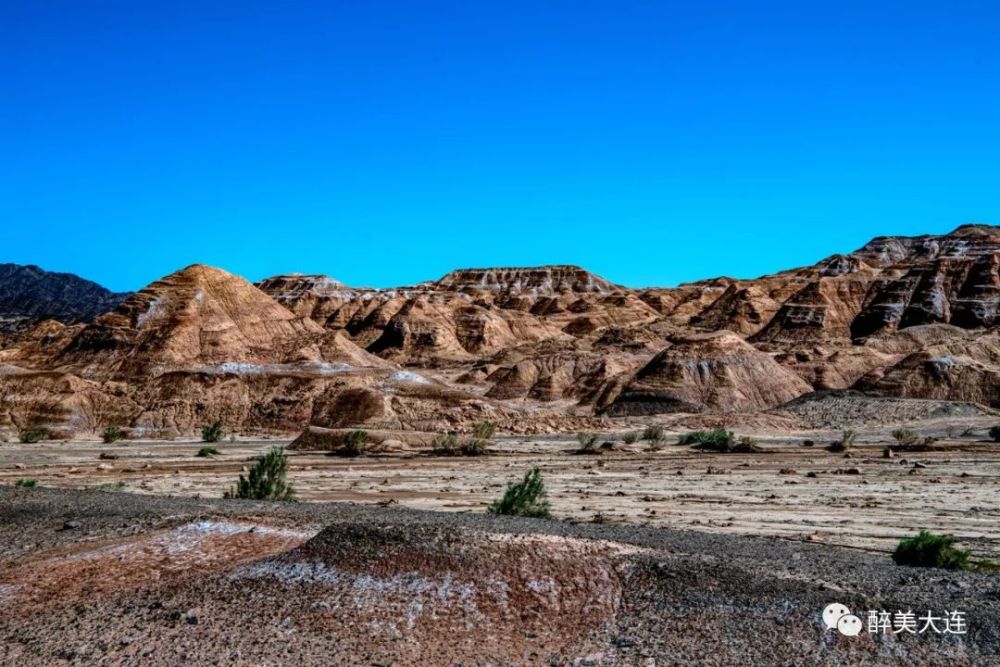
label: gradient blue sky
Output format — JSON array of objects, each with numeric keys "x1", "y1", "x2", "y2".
[{"x1": 3, "y1": 1, "x2": 998, "y2": 292}]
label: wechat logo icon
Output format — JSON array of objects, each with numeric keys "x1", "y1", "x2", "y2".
[{"x1": 823, "y1": 603, "x2": 863, "y2": 636}]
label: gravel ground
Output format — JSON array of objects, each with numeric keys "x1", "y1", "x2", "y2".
[{"x1": 1, "y1": 487, "x2": 998, "y2": 666}]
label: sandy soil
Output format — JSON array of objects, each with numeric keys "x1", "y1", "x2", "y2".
[
  {"x1": 3, "y1": 415, "x2": 999, "y2": 559},
  {"x1": 2, "y1": 487, "x2": 998, "y2": 666}
]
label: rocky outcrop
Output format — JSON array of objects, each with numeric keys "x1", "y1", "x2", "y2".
[
  {"x1": 849, "y1": 225, "x2": 1000, "y2": 337},
  {"x1": 854, "y1": 328, "x2": 1000, "y2": 407}
]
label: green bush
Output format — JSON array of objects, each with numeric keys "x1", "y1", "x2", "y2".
[
  {"x1": 460, "y1": 438, "x2": 489, "y2": 456},
  {"x1": 14, "y1": 479, "x2": 37, "y2": 488},
  {"x1": 18, "y1": 428, "x2": 47, "y2": 444},
  {"x1": 733, "y1": 436, "x2": 762, "y2": 453},
  {"x1": 431, "y1": 432, "x2": 488, "y2": 456},
  {"x1": 228, "y1": 446, "x2": 294, "y2": 501},
  {"x1": 892, "y1": 428, "x2": 919, "y2": 447},
  {"x1": 201, "y1": 420, "x2": 225, "y2": 443},
  {"x1": 338, "y1": 429, "x2": 368, "y2": 457},
  {"x1": 576, "y1": 432, "x2": 599, "y2": 454},
  {"x1": 989, "y1": 426, "x2": 1000, "y2": 443},
  {"x1": 102, "y1": 426, "x2": 124, "y2": 444},
  {"x1": 828, "y1": 429, "x2": 856, "y2": 452},
  {"x1": 487, "y1": 467, "x2": 551, "y2": 519},
  {"x1": 621, "y1": 431, "x2": 639, "y2": 445},
  {"x1": 892, "y1": 531, "x2": 970, "y2": 570},
  {"x1": 432, "y1": 432, "x2": 459, "y2": 454},
  {"x1": 197, "y1": 445, "x2": 220, "y2": 457},
  {"x1": 472, "y1": 421, "x2": 497, "y2": 440},
  {"x1": 642, "y1": 425, "x2": 665, "y2": 442},
  {"x1": 680, "y1": 427, "x2": 735, "y2": 449}
]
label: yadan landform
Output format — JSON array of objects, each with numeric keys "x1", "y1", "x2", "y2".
[{"x1": 2, "y1": 225, "x2": 1000, "y2": 665}]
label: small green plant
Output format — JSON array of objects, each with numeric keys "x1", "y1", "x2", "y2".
[
  {"x1": 432, "y1": 432, "x2": 459, "y2": 454},
  {"x1": 201, "y1": 420, "x2": 225, "y2": 443},
  {"x1": 460, "y1": 438, "x2": 489, "y2": 456},
  {"x1": 102, "y1": 426, "x2": 124, "y2": 444},
  {"x1": 18, "y1": 428, "x2": 47, "y2": 444},
  {"x1": 487, "y1": 466, "x2": 551, "y2": 519},
  {"x1": 642, "y1": 425, "x2": 665, "y2": 442},
  {"x1": 14, "y1": 479, "x2": 37, "y2": 488},
  {"x1": 733, "y1": 436, "x2": 761, "y2": 453},
  {"x1": 576, "y1": 432, "x2": 599, "y2": 454},
  {"x1": 828, "y1": 429, "x2": 856, "y2": 452},
  {"x1": 989, "y1": 426, "x2": 1000, "y2": 443},
  {"x1": 227, "y1": 446, "x2": 294, "y2": 501},
  {"x1": 338, "y1": 429, "x2": 368, "y2": 457},
  {"x1": 892, "y1": 531, "x2": 970, "y2": 570},
  {"x1": 197, "y1": 445, "x2": 220, "y2": 457},
  {"x1": 472, "y1": 421, "x2": 497, "y2": 440},
  {"x1": 679, "y1": 427, "x2": 735, "y2": 450},
  {"x1": 621, "y1": 431, "x2": 639, "y2": 445},
  {"x1": 892, "y1": 428, "x2": 919, "y2": 447}
]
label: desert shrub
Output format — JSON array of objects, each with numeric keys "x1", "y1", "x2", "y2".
[
  {"x1": 487, "y1": 467, "x2": 551, "y2": 519},
  {"x1": 622, "y1": 431, "x2": 639, "y2": 445},
  {"x1": 197, "y1": 445, "x2": 219, "y2": 457},
  {"x1": 576, "y1": 432, "x2": 599, "y2": 454},
  {"x1": 642, "y1": 425, "x2": 665, "y2": 442},
  {"x1": 337, "y1": 429, "x2": 369, "y2": 457},
  {"x1": 802, "y1": 439, "x2": 815, "y2": 447},
  {"x1": 680, "y1": 427, "x2": 734, "y2": 449},
  {"x1": 892, "y1": 531, "x2": 970, "y2": 570},
  {"x1": 472, "y1": 421, "x2": 497, "y2": 440},
  {"x1": 14, "y1": 479, "x2": 37, "y2": 488},
  {"x1": 733, "y1": 436, "x2": 761, "y2": 453},
  {"x1": 828, "y1": 429, "x2": 856, "y2": 452},
  {"x1": 990, "y1": 426, "x2": 1000, "y2": 443},
  {"x1": 461, "y1": 438, "x2": 489, "y2": 456},
  {"x1": 892, "y1": 428, "x2": 919, "y2": 447},
  {"x1": 102, "y1": 426, "x2": 124, "y2": 444},
  {"x1": 690, "y1": 431, "x2": 760, "y2": 453},
  {"x1": 228, "y1": 446, "x2": 294, "y2": 501},
  {"x1": 201, "y1": 420, "x2": 224, "y2": 443},
  {"x1": 432, "y1": 432, "x2": 459, "y2": 454},
  {"x1": 18, "y1": 428, "x2": 48, "y2": 444}
]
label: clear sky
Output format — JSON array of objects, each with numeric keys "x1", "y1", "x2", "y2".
[{"x1": 3, "y1": 1, "x2": 998, "y2": 292}]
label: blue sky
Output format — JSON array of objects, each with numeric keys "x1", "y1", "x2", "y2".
[{"x1": 3, "y1": 1, "x2": 998, "y2": 291}]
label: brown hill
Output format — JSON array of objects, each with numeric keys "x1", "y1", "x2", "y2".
[
  {"x1": 601, "y1": 331, "x2": 813, "y2": 415},
  {"x1": 3, "y1": 225, "x2": 1000, "y2": 435}
]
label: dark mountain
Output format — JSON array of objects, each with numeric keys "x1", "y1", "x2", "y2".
[{"x1": 0, "y1": 263, "x2": 131, "y2": 337}]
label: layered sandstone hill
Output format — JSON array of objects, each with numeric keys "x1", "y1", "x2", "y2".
[
  {"x1": 600, "y1": 331, "x2": 813, "y2": 415},
  {"x1": 0, "y1": 266, "x2": 548, "y2": 435},
  {"x1": 1, "y1": 225, "x2": 998, "y2": 437}
]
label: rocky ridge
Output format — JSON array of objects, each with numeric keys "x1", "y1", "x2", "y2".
[{"x1": 0, "y1": 225, "x2": 997, "y2": 437}]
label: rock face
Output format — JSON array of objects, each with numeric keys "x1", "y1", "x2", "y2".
[
  {"x1": 2, "y1": 225, "x2": 1000, "y2": 436},
  {"x1": 0, "y1": 263, "x2": 129, "y2": 338},
  {"x1": 849, "y1": 225, "x2": 1000, "y2": 337}
]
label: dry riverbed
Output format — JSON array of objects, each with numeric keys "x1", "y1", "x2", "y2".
[{"x1": 3, "y1": 422, "x2": 1000, "y2": 559}]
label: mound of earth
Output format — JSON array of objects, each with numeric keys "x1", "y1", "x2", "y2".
[
  {"x1": 602, "y1": 331, "x2": 812, "y2": 415},
  {"x1": 3, "y1": 488, "x2": 999, "y2": 666},
  {"x1": 777, "y1": 390, "x2": 998, "y2": 429}
]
